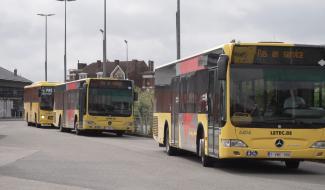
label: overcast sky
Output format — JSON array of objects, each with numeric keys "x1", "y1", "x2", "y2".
[{"x1": 1, "y1": 0, "x2": 325, "y2": 82}]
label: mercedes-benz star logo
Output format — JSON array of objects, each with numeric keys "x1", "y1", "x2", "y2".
[{"x1": 275, "y1": 139, "x2": 284, "y2": 148}]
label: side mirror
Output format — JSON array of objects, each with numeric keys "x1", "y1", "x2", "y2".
[
  {"x1": 217, "y1": 54, "x2": 229, "y2": 80},
  {"x1": 134, "y1": 92, "x2": 138, "y2": 101}
]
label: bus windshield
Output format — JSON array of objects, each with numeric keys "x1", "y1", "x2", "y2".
[
  {"x1": 230, "y1": 65, "x2": 325, "y2": 128},
  {"x1": 40, "y1": 87, "x2": 54, "y2": 111},
  {"x1": 88, "y1": 80, "x2": 133, "y2": 117}
]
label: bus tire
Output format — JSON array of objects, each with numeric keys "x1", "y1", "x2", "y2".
[
  {"x1": 74, "y1": 120, "x2": 83, "y2": 136},
  {"x1": 26, "y1": 114, "x2": 31, "y2": 126},
  {"x1": 200, "y1": 139, "x2": 213, "y2": 167},
  {"x1": 59, "y1": 116, "x2": 67, "y2": 132},
  {"x1": 116, "y1": 131, "x2": 124, "y2": 137},
  {"x1": 35, "y1": 114, "x2": 40, "y2": 128},
  {"x1": 285, "y1": 160, "x2": 300, "y2": 169},
  {"x1": 165, "y1": 128, "x2": 177, "y2": 156}
]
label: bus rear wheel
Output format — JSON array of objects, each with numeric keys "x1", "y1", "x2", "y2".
[
  {"x1": 285, "y1": 160, "x2": 300, "y2": 169},
  {"x1": 165, "y1": 128, "x2": 177, "y2": 156}
]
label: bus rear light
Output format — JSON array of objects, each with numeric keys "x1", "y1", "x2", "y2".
[
  {"x1": 311, "y1": 141, "x2": 325, "y2": 149},
  {"x1": 222, "y1": 139, "x2": 248, "y2": 148}
]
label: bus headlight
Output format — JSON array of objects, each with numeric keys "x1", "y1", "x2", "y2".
[
  {"x1": 311, "y1": 141, "x2": 325, "y2": 149},
  {"x1": 222, "y1": 139, "x2": 248, "y2": 148},
  {"x1": 41, "y1": 115, "x2": 45, "y2": 119}
]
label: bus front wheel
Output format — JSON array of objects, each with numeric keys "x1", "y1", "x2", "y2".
[
  {"x1": 26, "y1": 114, "x2": 31, "y2": 126},
  {"x1": 59, "y1": 117, "x2": 67, "y2": 132},
  {"x1": 285, "y1": 160, "x2": 300, "y2": 169},
  {"x1": 35, "y1": 114, "x2": 40, "y2": 128},
  {"x1": 165, "y1": 128, "x2": 177, "y2": 156},
  {"x1": 74, "y1": 120, "x2": 83, "y2": 136},
  {"x1": 116, "y1": 131, "x2": 124, "y2": 137},
  {"x1": 200, "y1": 139, "x2": 213, "y2": 167}
]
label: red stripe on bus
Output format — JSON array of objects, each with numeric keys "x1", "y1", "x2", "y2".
[
  {"x1": 179, "y1": 57, "x2": 204, "y2": 75},
  {"x1": 67, "y1": 82, "x2": 78, "y2": 90}
]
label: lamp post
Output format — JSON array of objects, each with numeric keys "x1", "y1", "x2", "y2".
[
  {"x1": 103, "y1": 0, "x2": 107, "y2": 77},
  {"x1": 100, "y1": 29, "x2": 105, "y2": 71},
  {"x1": 124, "y1": 40, "x2": 128, "y2": 61},
  {"x1": 57, "y1": 0, "x2": 76, "y2": 82},
  {"x1": 37, "y1": 13, "x2": 55, "y2": 81},
  {"x1": 176, "y1": 0, "x2": 181, "y2": 60}
]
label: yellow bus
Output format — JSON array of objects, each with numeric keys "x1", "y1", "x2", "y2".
[
  {"x1": 54, "y1": 78, "x2": 137, "y2": 136},
  {"x1": 153, "y1": 42, "x2": 325, "y2": 168},
  {"x1": 24, "y1": 81, "x2": 59, "y2": 127}
]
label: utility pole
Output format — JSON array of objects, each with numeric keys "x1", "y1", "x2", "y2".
[
  {"x1": 124, "y1": 40, "x2": 128, "y2": 61},
  {"x1": 176, "y1": 0, "x2": 181, "y2": 60},
  {"x1": 103, "y1": 0, "x2": 107, "y2": 77},
  {"x1": 57, "y1": 0, "x2": 76, "y2": 82},
  {"x1": 37, "y1": 13, "x2": 55, "y2": 81}
]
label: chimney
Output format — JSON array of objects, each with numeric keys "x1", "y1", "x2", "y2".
[
  {"x1": 14, "y1": 69, "x2": 17, "y2": 76},
  {"x1": 148, "y1": 60, "x2": 154, "y2": 71},
  {"x1": 114, "y1": 60, "x2": 120, "y2": 65}
]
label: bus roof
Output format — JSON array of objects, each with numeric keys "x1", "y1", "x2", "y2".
[
  {"x1": 155, "y1": 42, "x2": 325, "y2": 70},
  {"x1": 24, "y1": 81, "x2": 60, "y2": 89}
]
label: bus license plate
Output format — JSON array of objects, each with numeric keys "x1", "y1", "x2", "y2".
[{"x1": 268, "y1": 152, "x2": 291, "y2": 158}]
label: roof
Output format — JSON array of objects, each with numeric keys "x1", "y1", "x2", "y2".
[
  {"x1": 0, "y1": 67, "x2": 32, "y2": 84},
  {"x1": 82, "y1": 60, "x2": 148, "y2": 77},
  {"x1": 156, "y1": 42, "x2": 325, "y2": 70},
  {"x1": 24, "y1": 81, "x2": 60, "y2": 89}
]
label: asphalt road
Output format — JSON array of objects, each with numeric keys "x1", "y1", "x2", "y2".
[{"x1": 0, "y1": 121, "x2": 325, "y2": 190}]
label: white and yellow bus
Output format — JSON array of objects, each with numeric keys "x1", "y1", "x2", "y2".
[
  {"x1": 24, "y1": 81, "x2": 59, "y2": 127},
  {"x1": 54, "y1": 78, "x2": 137, "y2": 136},
  {"x1": 153, "y1": 42, "x2": 325, "y2": 168}
]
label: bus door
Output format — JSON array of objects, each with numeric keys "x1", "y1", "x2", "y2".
[
  {"x1": 78, "y1": 83, "x2": 86, "y2": 126},
  {"x1": 208, "y1": 69, "x2": 221, "y2": 156},
  {"x1": 171, "y1": 77, "x2": 180, "y2": 146}
]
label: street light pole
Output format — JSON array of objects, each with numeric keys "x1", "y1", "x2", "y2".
[
  {"x1": 124, "y1": 40, "x2": 128, "y2": 61},
  {"x1": 103, "y1": 0, "x2": 107, "y2": 77},
  {"x1": 37, "y1": 13, "x2": 55, "y2": 81},
  {"x1": 176, "y1": 0, "x2": 181, "y2": 60},
  {"x1": 100, "y1": 29, "x2": 105, "y2": 71},
  {"x1": 57, "y1": 0, "x2": 76, "y2": 82}
]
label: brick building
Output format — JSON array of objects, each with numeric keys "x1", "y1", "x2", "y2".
[
  {"x1": 0, "y1": 67, "x2": 32, "y2": 118},
  {"x1": 68, "y1": 60, "x2": 155, "y2": 89}
]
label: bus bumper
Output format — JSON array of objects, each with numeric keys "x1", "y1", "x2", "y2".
[{"x1": 219, "y1": 147, "x2": 325, "y2": 160}]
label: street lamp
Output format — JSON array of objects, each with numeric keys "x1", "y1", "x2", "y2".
[
  {"x1": 37, "y1": 13, "x2": 55, "y2": 81},
  {"x1": 176, "y1": 0, "x2": 181, "y2": 60},
  {"x1": 103, "y1": 0, "x2": 107, "y2": 77},
  {"x1": 57, "y1": 0, "x2": 76, "y2": 82},
  {"x1": 100, "y1": 29, "x2": 105, "y2": 69},
  {"x1": 124, "y1": 40, "x2": 128, "y2": 61}
]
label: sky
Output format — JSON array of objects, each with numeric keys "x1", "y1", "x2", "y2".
[{"x1": 0, "y1": 0, "x2": 325, "y2": 82}]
